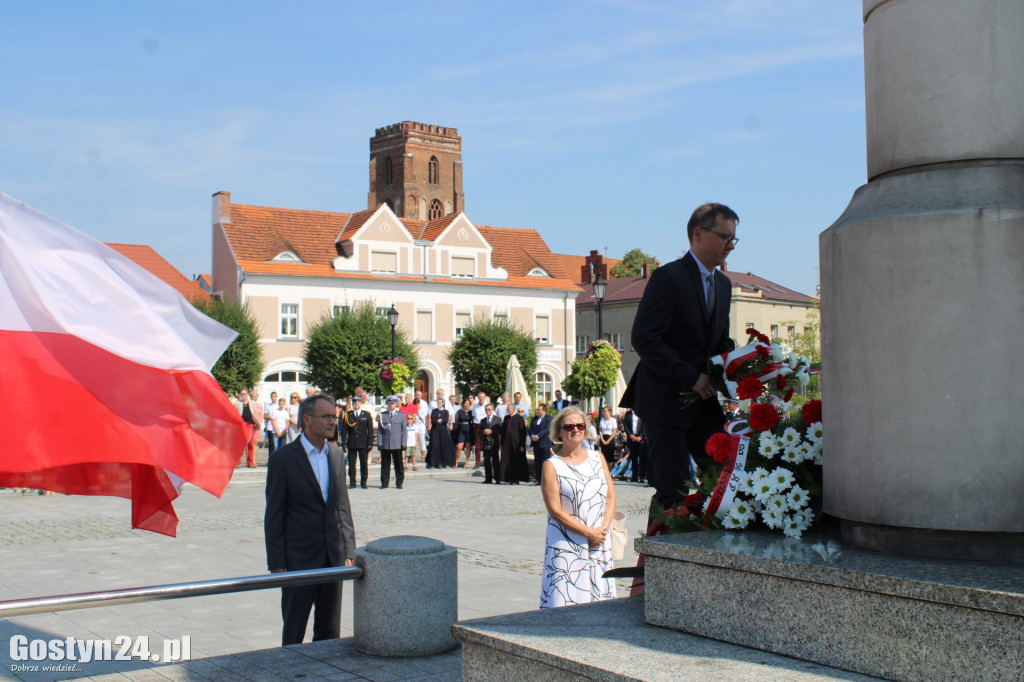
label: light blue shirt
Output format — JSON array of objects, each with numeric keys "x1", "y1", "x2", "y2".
[{"x1": 299, "y1": 433, "x2": 330, "y2": 501}]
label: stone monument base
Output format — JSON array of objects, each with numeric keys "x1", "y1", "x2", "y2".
[{"x1": 636, "y1": 529, "x2": 1024, "y2": 682}]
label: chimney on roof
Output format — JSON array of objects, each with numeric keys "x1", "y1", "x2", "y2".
[
  {"x1": 721, "y1": 260, "x2": 727, "y2": 272},
  {"x1": 642, "y1": 262, "x2": 648, "y2": 279},
  {"x1": 212, "y1": 191, "x2": 232, "y2": 225}
]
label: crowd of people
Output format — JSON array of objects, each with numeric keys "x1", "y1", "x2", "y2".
[{"x1": 235, "y1": 386, "x2": 651, "y2": 492}]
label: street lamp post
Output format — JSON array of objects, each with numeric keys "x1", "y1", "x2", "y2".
[
  {"x1": 387, "y1": 304, "x2": 399, "y2": 359},
  {"x1": 592, "y1": 273, "x2": 607, "y2": 342}
]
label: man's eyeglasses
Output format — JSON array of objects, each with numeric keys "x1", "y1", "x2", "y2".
[
  {"x1": 701, "y1": 226, "x2": 740, "y2": 246},
  {"x1": 562, "y1": 423, "x2": 586, "y2": 433},
  {"x1": 312, "y1": 414, "x2": 338, "y2": 421}
]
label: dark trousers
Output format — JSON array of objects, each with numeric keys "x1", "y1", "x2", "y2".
[
  {"x1": 265, "y1": 430, "x2": 278, "y2": 455},
  {"x1": 482, "y1": 446, "x2": 501, "y2": 483},
  {"x1": 280, "y1": 571, "x2": 341, "y2": 645},
  {"x1": 533, "y1": 446, "x2": 550, "y2": 483},
  {"x1": 472, "y1": 424, "x2": 482, "y2": 466},
  {"x1": 347, "y1": 447, "x2": 368, "y2": 486},
  {"x1": 380, "y1": 449, "x2": 404, "y2": 488},
  {"x1": 628, "y1": 439, "x2": 648, "y2": 483},
  {"x1": 644, "y1": 402, "x2": 724, "y2": 508},
  {"x1": 599, "y1": 441, "x2": 616, "y2": 466}
]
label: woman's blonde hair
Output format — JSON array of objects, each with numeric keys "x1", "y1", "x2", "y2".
[{"x1": 550, "y1": 405, "x2": 587, "y2": 445}]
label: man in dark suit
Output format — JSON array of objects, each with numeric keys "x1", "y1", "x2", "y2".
[
  {"x1": 529, "y1": 403, "x2": 554, "y2": 485},
  {"x1": 341, "y1": 395, "x2": 373, "y2": 489},
  {"x1": 479, "y1": 403, "x2": 503, "y2": 484},
  {"x1": 622, "y1": 408, "x2": 648, "y2": 484},
  {"x1": 621, "y1": 202, "x2": 738, "y2": 509},
  {"x1": 264, "y1": 393, "x2": 356, "y2": 646},
  {"x1": 551, "y1": 390, "x2": 570, "y2": 413}
]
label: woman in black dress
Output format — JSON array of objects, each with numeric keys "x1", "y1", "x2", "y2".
[
  {"x1": 454, "y1": 398, "x2": 475, "y2": 468},
  {"x1": 426, "y1": 405, "x2": 456, "y2": 468}
]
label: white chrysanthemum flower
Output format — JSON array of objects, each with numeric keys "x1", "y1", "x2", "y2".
[
  {"x1": 782, "y1": 514, "x2": 806, "y2": 538},
  {"x1": 759, "y1": 435, "x2": 780, "y2": 458},
  {"x1": 787, "y1": 352, "x2": 799, "y2": 369},
  {"x1": 806, "y1": 422, "x2": 824, "y2": 444},
  {"x1": 780, "y1": 427, "x2": 801, "y2": 446},
  {"x1": 762, "y1": 507, "x2": 785, "y2": 529},
  {"x1": 780, "y1": 445, "x2": 801, "y2": 464},
  {"x1": 765, "y1": 494, "x2": 788, "y2": 513},
  {"x1": 751, "y1": 470, "x2": 775, "y2": 503},
  {"x1": 758, "y1": 430, "x2": 775, "y2": 449},
  {"x1": 798, "y1": 355, "x2": 811, "y2": 368},
  {"x1": 795, "y1": 442, "x2": 813, "y2": 463},
  {"x1": 738, "y1": 470, "x2": 760, "y2": 495},
  {"x1": 768, "y1": 467, "x2": 795, "y2": 492},
  {"x1": 796, "y1": 370, "x2": 810, "y2": 386},
  {"x1": 813, "y1": 450, "x2": 823, "y2": 465},
  {"x1": 770, "y1": 342, "x2": 790, "y2": 361},
  {"x1": 730, "y1": 498, "x2": 756, "y2": 521},
  {"x1": 794, "y1": 508, "x2": 814, "y2": 526},
  {"x1": 722, "y1": 514, "x2": 746, "y2": 529},
  {"x1": 787, "y1": 485, "x2": 809, "y2": 509}
]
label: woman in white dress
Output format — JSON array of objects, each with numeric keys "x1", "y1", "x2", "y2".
[{"x1": 539, "y1": 406, "x2": 617, "y2": 608}]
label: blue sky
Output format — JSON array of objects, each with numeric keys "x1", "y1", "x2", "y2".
[{"x1": 1, "y1": 0, "x2": 865, "y2": 296}]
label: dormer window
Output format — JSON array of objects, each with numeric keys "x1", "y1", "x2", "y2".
[
  {"x1": 451, "y1": 256, "x2": 475, "y2": 279},
  {"x1": 428, "y1": 156, "x2": 439, "y2": 184},
  {"x1": 272, "y1": 251, "x2": 302, "y2": 262},
  {"x1": 527, "y1": 267, "x2": 549, "y2": 277}
]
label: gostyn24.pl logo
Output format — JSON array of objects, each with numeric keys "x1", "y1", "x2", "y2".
[{"x1": 10, "y1": 635, "x2": 191, "y2": 667}]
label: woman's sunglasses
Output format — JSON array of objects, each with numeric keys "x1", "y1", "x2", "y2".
[{"x1": 562, "y1": 423, "x2": 586, "y2": 433}]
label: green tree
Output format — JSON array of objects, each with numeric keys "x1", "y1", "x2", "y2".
[
  {"x1": 447, "y1": 317, "x2": 537, "y2": 401},
  {"x1": 561, "y1": 339, "x2": 620, "y2": 400},
  {"x1": 191, "y1": 297, "x2": 265, "y2": 395},
  {"x1": 304, "y1": 303, "x2": 418, "y2": 400},
  {"x1": 610, "y1": 248, "x2": 660, "y2": 278},
  {"x1": 781, "y1": 306, "x2": 821, "y2": 401}
]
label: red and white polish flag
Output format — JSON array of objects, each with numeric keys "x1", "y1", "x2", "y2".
[{"x1": 0, "y1": 192, "x2": 249, "y2": 536}]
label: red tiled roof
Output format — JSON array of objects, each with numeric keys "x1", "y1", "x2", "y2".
[
  {"x1": 555, "y1": 253, "x2": 622, "y2": 283},
  {"x1": 221, "y1": 198, "x2": 579, "y2": 291},
  {"x1": 575, "y1": 265, "x2": 816, "y2": 306},
  {"x1": 228, "y1": 204, "x2": 353, "y2": 264},
  {"x1": 106, "y1": 243, "x2": 211, "y2": 302}
]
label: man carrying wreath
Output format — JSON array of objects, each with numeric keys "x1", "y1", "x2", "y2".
[{"x1": 621, "y1": 202, "x2": 738, "y2": 509}]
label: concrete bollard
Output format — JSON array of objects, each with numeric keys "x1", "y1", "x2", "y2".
[{"x1": 353, "y1": 535, "x2": 458, "y2": 657}]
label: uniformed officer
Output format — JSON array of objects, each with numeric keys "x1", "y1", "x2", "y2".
[{"x1": 342, "y1": 394, "x2": 374, "y2": 489}]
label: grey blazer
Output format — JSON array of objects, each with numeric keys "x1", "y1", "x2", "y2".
[{"x1": 376, "y1": 409, "x2": 408, "y2": 450}]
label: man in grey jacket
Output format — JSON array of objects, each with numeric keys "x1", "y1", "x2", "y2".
[{"x1": 377, "y1": 395, "x2": 409, "y2": 489}]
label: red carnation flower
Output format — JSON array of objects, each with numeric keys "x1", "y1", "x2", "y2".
[
  {"x1": 776, "y1": 374, "x2": 788, "y2": 390},
  {"x1": 736, "y1": 377, "x2": 764, "y2": 400},
  {"x1": 755, "y1": 345, "x2": 771, "y2": 358},
  {"x1": 749, "y1": 403, "x2": 780, "y2": 431},
  {"x1": 705, "y1": 432, "x2": 735, "y2": 463},
  {"x1": 802, "y1": 399, "x2": 823, "y2": 425},
  {"x1": 784, "y1": 388, "x2": 794, "y2": 402}
]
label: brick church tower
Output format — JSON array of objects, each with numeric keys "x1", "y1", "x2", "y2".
[{"x1": 367, "y1": 122, "x2": 464, "y2": 219}]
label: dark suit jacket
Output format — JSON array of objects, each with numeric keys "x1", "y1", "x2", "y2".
[
  {"x1": 529, "y1": 414, "x2": 553, "y2": 449},
  {"x1": 342, "y1": 409, "x2": 374, "y2": 450},
  {"x1": 479, "y1": 415, "x2": 503, "y2": 451},
  {"x1": 621, "y1": 252, "x2": 734, "y2": 428},
  {"x1": 265, "y1": 437, "x2": 355, "y2": 572},
  {"x1": 622, "y1": 409, "x2": 645, "y2": 439}
]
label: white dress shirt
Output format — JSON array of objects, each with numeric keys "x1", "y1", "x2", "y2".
[{"x1": 299, "y1": 433, "x2": 330, "y2": 501}]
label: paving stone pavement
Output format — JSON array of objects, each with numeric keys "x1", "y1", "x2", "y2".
[{"x1": 0, "y1": 461, "x2": 654, "y2": 681}]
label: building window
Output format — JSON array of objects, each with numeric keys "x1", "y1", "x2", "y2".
[
  {"x1": 280, "y1": 303, "x2": 298, "y2": 338},
  {"x1": 384, "y1": 157, "x2": 393, "y2": 187},
  {"x1": 375, "y1": 306, "x2": 390, "y2": 318},
  {"x1": 603, "y1": 332, "x2": 623, "y2": 350},
  {"x1": 746, "y1": 322, "x2": 755, "y2": 329},
  {"x1": 417, "y1": 310, "x2": 433, "y2": 342},
  {"x1": 333, "y1": 305, "x2": 350, "y2": 318},
  {"x1": 535, "y1": 372, "x2": 553, "y2": 406},
  {"x1": 428, "y1": 199, "x2": 443, "y2": 220},
  {"x1": 371, "y1": 251, "x2": 398, "y2": 273},
  {"x1": 576, "y1": 335, "x2": 590, "y2": 355},
  {"x1": 272, "y1": 251, "x2": 301, "y2": 262},
  {"x1": 535, "y1": 315, "x2": 550, "y2": 344},
  {"x1": 455, "y1": 312, "x2": 471, "y2": 340},
  {"x1": 527, "y1": 267, "x2": 549, "y2": 277},
  {"x1": 788, "y1": 326, "x2": 796, "y2": 339},
  {"x1": 263, "y1": 371, "x2": 312, "y2": 383},
  {"x1": 451, "y1": 256, "x2": 475, "y2": 278},
  {"x1": 428, "y1": 155, "x2": 439, "y2": 184},
  {"x1": 770, "y1": 324, "x2": 779, "y2": 338},
  {"x1": 493, "y1": 311, "x2": 508, "y2": 325}
]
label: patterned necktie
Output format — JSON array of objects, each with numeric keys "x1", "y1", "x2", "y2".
[{"x1": 706, "y1": 273, "x2": 715, "y2": 317}]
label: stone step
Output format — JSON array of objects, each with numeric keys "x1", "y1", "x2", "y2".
[{"x1": 453, "y1": 597, "x2": 878, "y2": 681}]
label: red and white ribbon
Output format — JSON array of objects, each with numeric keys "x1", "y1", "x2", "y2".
[{"x1": 702, "y1": 435, "x2": 750, "y2": 519}]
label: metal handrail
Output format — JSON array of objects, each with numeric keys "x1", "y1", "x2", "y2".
[{"x1": 0, "y1": 565, "x2": 363, "y2": 618}]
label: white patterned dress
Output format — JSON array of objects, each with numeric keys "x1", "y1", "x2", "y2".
[{"x1": 540, "y1": 451, "x2": 616, "y2": 608}]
